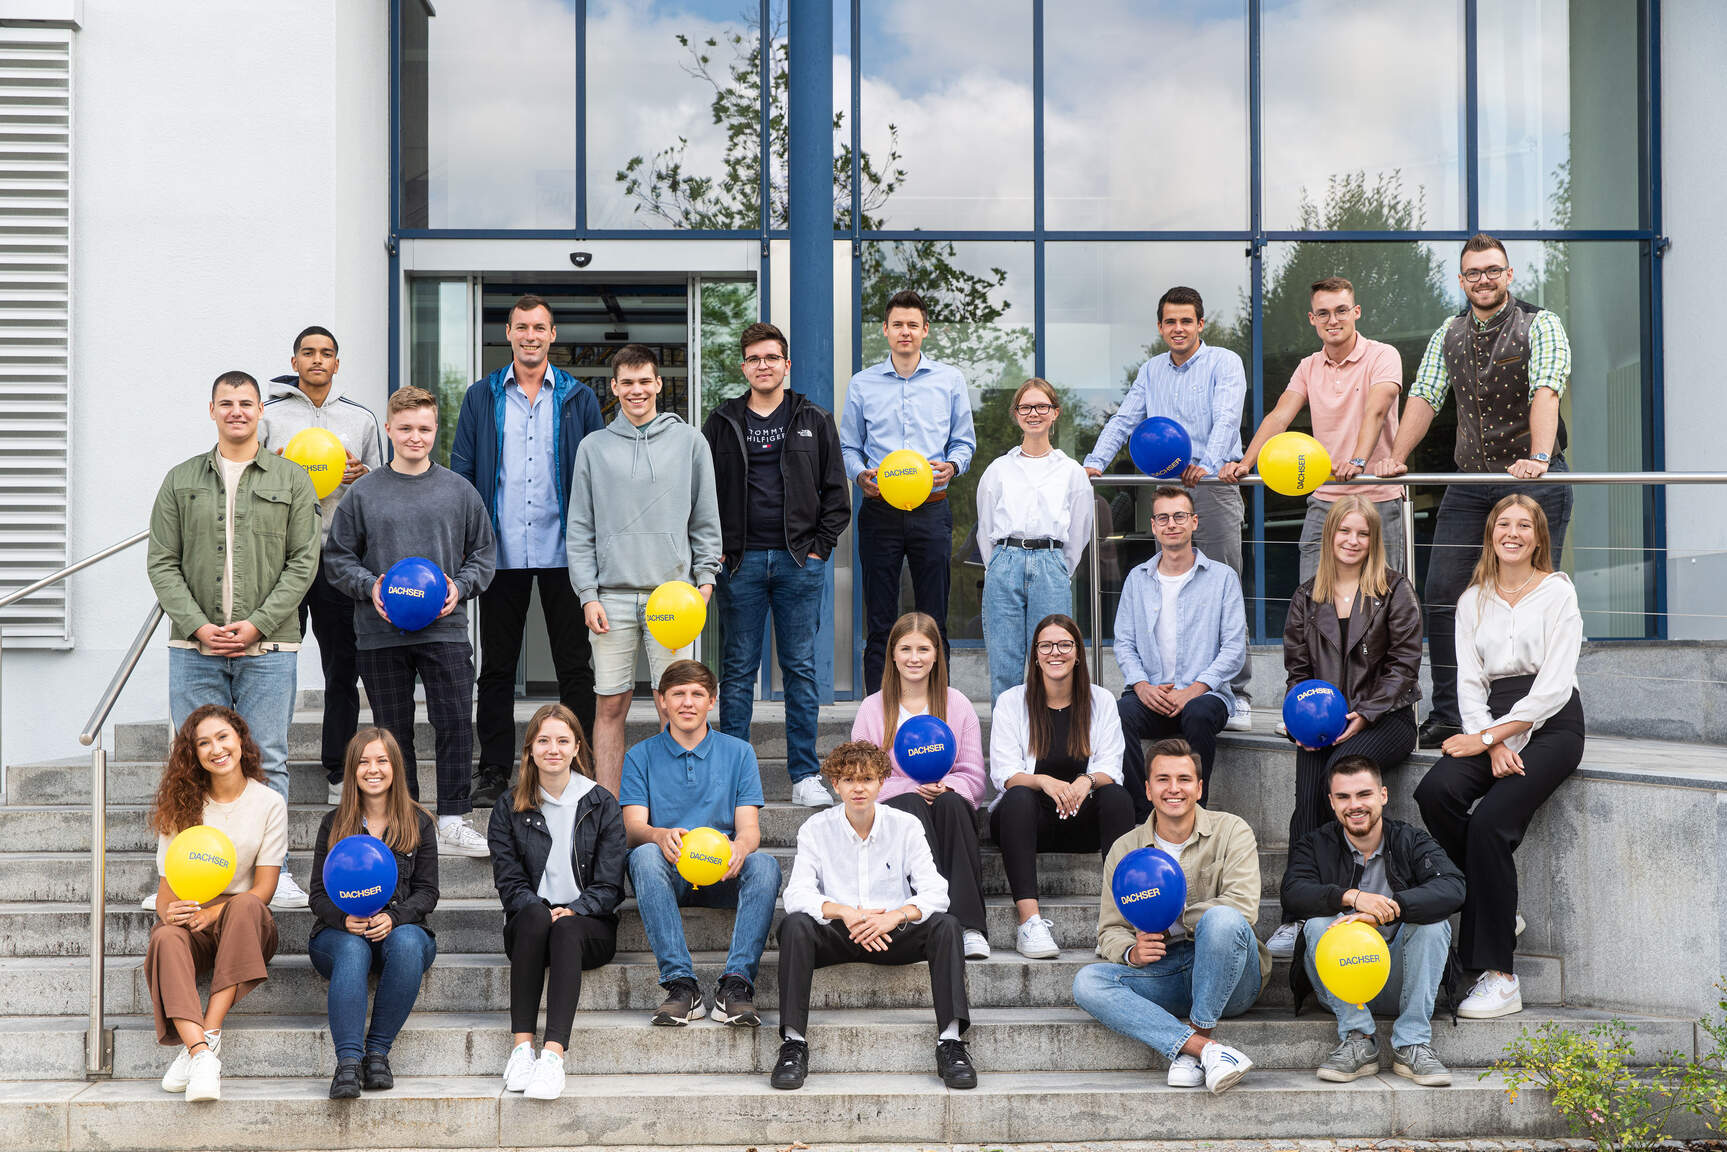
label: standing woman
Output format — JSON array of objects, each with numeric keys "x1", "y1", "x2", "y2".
[
  {"x1": 488, "y1": 703, "x2": 626, "y2": 1101},
  {"x1": 988, "y1": 614, "x2": 1135, "y2": 958},
  {"x1": 976, "y1": 378, "x2": 1093, "y2": 704},
  {"x1": 1267, "y1": 496, "x2": 1421, "y2": 957},
  {"x1": 145, "y1": 705, "x2": 288, "y2": 1103},
  {"x1": 851, "y1": 611, "x2": 992, "y2": 960},
  {"x1": 308, "y1": 728, "x2": 440, "y2": 1099},
  {"x1": 1416, "y1": 495, "x2": 1583, "y2": 1020}
]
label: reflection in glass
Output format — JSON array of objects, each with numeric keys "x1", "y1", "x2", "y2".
[
  {"x1": 409, "y1": 279, "x2": 474, "y2": 467},
  {"x1": 697, "y1": 279, "x2": 759, "y2": 414},
  {"x1": 769, "y1": 0, "x2": 865, "y2": 230}
]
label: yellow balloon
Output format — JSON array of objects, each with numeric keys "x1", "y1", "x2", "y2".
[
  {"x1": 283, "y1": 427, "x2": 347, "y2": 499},
  {"x1": 163, "y1": 824, "x2": 238, "y2": 904},
  {"x1": 677, "y1": 826, "x2": 732, "y2": 888},
  {"x1": 1259, "y1": 431, "x2": 1332, "y2": 497},
  {"x1": 1314, "y1": 919, "x2": 1392, "y2": 1009},
  {"x1": 876, "y1": 449, "x2": 935, "y2": 511},
  {"x1": 644, "y1": 580, "x2": 707, "y2": 650}
]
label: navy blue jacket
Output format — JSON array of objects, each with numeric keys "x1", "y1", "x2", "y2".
[{"x1": 449, "y1": 365, "x2": 605, "y2": 538}]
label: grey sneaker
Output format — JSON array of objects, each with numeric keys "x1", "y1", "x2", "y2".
[
  {"x1": 1315, "y1": 1032, "x2": 1381, "y2": 1082},
  {"x1": 1392, "y1": 1042, "x2": 1452, "y2": 1087},
  {"x1": 651, "y1": 979, "x2": 706, "y2": 1026}
]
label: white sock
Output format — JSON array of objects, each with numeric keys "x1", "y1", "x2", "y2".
[
  {"x1": 938, "y1": 1021, "x2": 960, "y2": 1042},
  {"x1": 439, "y1": 816, "x2": 464, "y2": 832},
  {"x1": 783, "y1": 1027, "x2": 805, "y2": 1043}
]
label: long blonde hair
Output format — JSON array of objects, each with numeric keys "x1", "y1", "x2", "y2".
[
  {"x1": 880, "y1": 612, "x2": 949, "y2": 753},
  {"x1": 514, "y1": 703, "x2": 596, "y2": 812},
  {"x1": 1313, "y1": 495, "x2": 1390, "y2": 603},
  {"x1": 329, "y1": 728, "x2": 425, "y2": 854},
  {"x1": 1469, "y1": 493, "x2": 1553, "y2": 593}
]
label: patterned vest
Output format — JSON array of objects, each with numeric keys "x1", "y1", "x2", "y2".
[{"x1": 1439, "y1": 295, "x2": 1568, "y2": 471}]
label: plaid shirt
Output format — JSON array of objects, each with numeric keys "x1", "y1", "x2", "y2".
[{"x1": 1408, "y1": 303, "x2": 1572, "y2": 410}]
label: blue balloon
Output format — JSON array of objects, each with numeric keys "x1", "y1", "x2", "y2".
[
  {"x1": 322, "y1": 834, "x2": 398, "y2": 918},
  {"x1": 381, "y1": 556, "x2": 448, "y2": 632},
  {"x1": 892, "y1": 714, "x2": 957, "y2": 785},
  {"x1": 1111, "y1": 846, "x2": 1187, "y2": 934},
  {"x1": 1283, "y1": 678, "x2": 1350, "y2": 748},
  {"x1": 1128, "y1": 417, "x2": 1192, "y2": 479}
]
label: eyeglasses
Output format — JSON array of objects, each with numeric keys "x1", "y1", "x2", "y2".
[
  {"x1": 1311, "y1": 306, "x2": 1357, "y2": 322},
  {"x1": 1150, "y1": 511, "x2": 1194, "y2": 526},
  {"x1": 1461, "y1": 266, "x2": 1509, "y2": 283},
  {"x1": 1036, "y1": 639, "x2": 1077, "y2": 655},
  {"x1": 743, "y1": 354, "x2": 786, "y2": 368},
  {"x1": 1015, "y1": 402, "x2": 1056, "y2": 416}
]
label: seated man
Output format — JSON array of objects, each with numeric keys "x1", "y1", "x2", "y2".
[
  {"x1": 622, "y1": 660, "x2": 781, "y2": 1027},
  {"x1": 773, "y1": 740, "x2": 976, "y2": 1091},
  {"x1": 1281, "y1": 756, "x2": 1464, "y2": 1087},
  {"x1": 1113, "y1": 486, "x2": 1245, "y2": 821},
  {"x1": 1072, "y1": 739, "x2": 1268, "y2": 1094}
]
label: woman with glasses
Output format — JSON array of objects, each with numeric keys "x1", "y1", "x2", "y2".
[{"x1": 975, "y1": 378, "x2": 1093, "y2": 703}]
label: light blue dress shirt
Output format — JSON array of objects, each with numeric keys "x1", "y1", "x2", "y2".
[
  {"x1": 495, "y1": 365, "x2": 565, "y2": 570},
  {"x1": 1112, "y1": 549, "x2": 1246, "y2": 711},
  {"x1": 839, "y1": 355, "x2": 977, "y2": 490},
  {"x1": 1083, "y1": 342, "x2": 1247, "y2": 475}
]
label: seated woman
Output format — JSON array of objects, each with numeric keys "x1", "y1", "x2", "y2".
[
  {"x1": 988, "y1": 613, "x2": 1134, "y2": 958},
  {"x1": 1267, "y1": 495, "x2": 1421, "y2": 958},
  {"x1": 1416, "y1": 494, "x2": 1584, "y2": 1020},
  {"x1": 850, "y1": 611, "x2": 991, "y2": 960},
  {"x1": 487, "y1": 703, "x2": 626, "y2": 1101},
  {"x1": 145, "y1": 705, "x2": 288, "y2": 1103},
  {"x1": 308, "y1": 727, "x2": 440, "y2": 1099}
]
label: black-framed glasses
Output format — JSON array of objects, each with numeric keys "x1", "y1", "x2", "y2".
[
  {"x1": 1461, "y1": 266, "x2": 1509, "y2": 283},
  {"x1": 1311, "y1": 306, "x2": 1357, "y2": 321},
  {"x1": 1015, "y1": 402, "x2": 1056, "y2": 416},
  {"x1": 743, "y1": 354, "x2": 786, "y2": 368},
  {"x1": 1150, "y1": 511, "x2": 1194, "y2": 526},
  {"x1": 1036, "y1": 639, "x2": 1077, "y2": 655}
]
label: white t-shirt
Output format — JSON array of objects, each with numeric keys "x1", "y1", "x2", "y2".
[
  {"x1": 1154, "y1": 830, "x2": 1194, "y2": 940},
  {"x1": 155, "y1": 778, "x2": 288, "y2": 897},
  {"x1": 216, "y1": 456, "x2": 252, "y2": 625},
  {"x1": 1154, "y1": 567, "x2": 1196, "y2": 679}
]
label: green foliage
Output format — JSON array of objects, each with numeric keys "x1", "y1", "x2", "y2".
[
  {"x1": 698, "y1": 280, "x2": 757, "y2": 414},
  {"x1": 1683, "y1": 978, "x2": 1727, "y2": 1132},
  {"x1": 1492, "y1": 1018, "x2": 1690, "y2": 1152}
]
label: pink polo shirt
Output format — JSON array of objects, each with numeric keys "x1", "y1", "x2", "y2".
[{"x1": 1286, "y1": 333, "x2": 1402, "y2": 502}]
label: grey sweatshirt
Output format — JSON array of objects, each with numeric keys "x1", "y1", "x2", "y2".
[
  {"x1": 566, "y1": 412, "x2": 722, "y2": 604},
  {"x1": 260, "y1": 377, "x2": 387, "y2": 545},
  {"x1": 324, "y1": 462, "x2": 497, "y2": 650}
]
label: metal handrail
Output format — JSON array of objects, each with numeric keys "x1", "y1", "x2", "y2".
[
  {"x1": 0, "y1": 529, "x2": 149, "y2": 610},
  {"x1": 80, "y1": 604, "x2": 164, "y2": 747}
]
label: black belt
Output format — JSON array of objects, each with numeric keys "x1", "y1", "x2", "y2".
[{"x1": 1004, "y1": 537, "x2": 1062, "y2": 550}]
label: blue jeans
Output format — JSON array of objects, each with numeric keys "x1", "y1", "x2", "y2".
[
  {"x1": 981, "y1": 544, "x2": 1072, "y2": 703},
  {"x1": 627, "y1": 842, "x2": 781, "y2": 988},
  {"x1": 1072, "y1": 906, "x2": 1263, "y2": 1062},
  {"x1": 169, "y1": 647, "x2": 298, "y2": 801},
  {"x1": 307, "y1": 923, "x2": 437, "y2": 1063},
  {"x1": 1302, "y1": 915, "x2": 1451, "y2": 1049},
  {"x1": 716, "y1": 550, "x2": 827, "y2": 784}
]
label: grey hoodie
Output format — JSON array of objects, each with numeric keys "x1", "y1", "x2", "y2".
[
  {"x1": 566, "y1": 412, "x2": 722, "y2": 603},
  {"x1": 260, "y1": 377, "x2": 386, "y2": 544}
]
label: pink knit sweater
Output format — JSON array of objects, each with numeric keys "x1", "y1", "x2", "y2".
[{"x1": 849, "y1": 688, "x2": 987, "y2": 809}]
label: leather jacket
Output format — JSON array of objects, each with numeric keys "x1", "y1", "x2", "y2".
[{"x1": 1282, "y1": 568, "x2": 1422, "y2": 723}]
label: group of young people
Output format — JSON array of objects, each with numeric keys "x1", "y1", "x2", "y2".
[{"x1": 136, "y1": 230, "x2": 1587, "y2": 1100}]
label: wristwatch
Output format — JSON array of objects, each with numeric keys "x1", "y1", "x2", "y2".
[
  {"x1": 1532, "y1": 452, "x2": 1550, "y2": 463},
  {"x1": 1349, "y1": 457, "x2": 1367, "y2": 469},
  {"x1": 1481, "y1": 731, "x2": 1496, "y2": 746}
]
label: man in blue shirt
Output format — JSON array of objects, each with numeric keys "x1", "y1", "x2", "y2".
[
  {"x1": 840, "y1": 289, "x2": 978, "y2": 693},
  {"x1": 621, "y1": 660, "x2": 781, "y2": 1028},
  {"x1": 1086, "y1": 287, "x2": 1253, "y2": 730}
]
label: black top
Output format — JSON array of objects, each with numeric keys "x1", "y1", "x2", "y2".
[
  {"x1": 1032, "y1": 705, "x2": 1088, "y2": 783},
  {"x1": 743, "y1": 397, "x2": 790, "y2": 551},
  {"x1": 308, "y1": 808, "x2": 440, "y2": 947}
]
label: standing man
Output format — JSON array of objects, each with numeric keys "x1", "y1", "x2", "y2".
[
  {"x1": 702, "y1": 322, "x2": 850, "y2": 808},
  {"x1": 1085, "y1": 287, "x2": 1253, "y2": 731},
  {"x1": 1220, "y1": 278, "x2": 1406, "y2": 581},
  {"x1": 452, "y1": 294, "x2": 605, "y2": 805},
  {"x1": 260, "y1": 326, "x2": 386, "y2": 804},
  {"x1": 841, "y1": 289, "x2": 977, "y2": 695},
  {"x1": 1370, "y1": 234, "x2": 1574, "y2": 747},
  {"x1": 147, "y1": 371, "x2": 321, "y2": 908}
]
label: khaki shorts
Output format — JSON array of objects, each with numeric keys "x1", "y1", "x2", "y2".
[{"x1": 590, "y1": 590, "x2": 695, "y2": 696}]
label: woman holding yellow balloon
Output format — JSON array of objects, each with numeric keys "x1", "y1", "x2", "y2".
[{"x1": 145, "y1": 705, "x2": 289, "y2": 1103}]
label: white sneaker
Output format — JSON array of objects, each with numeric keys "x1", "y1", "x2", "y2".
[
  {"x1": 438, "y1": 820, "x2": 491, "y2": 858},
  {"x1": 327, "y1": 781, "x2": 343, "y2": 806},
  {"x1": 1225, "y1": 700, "x2": 1253, "y2": 732},
  {"x1": 1275, "y1": 719, "x2": 1289, "y2": 737},
  {"x1": 1515, "y1": 913, "x2": 1526, "y2": 937},
  {"x1": 502, "y1": 1041, "x2": 537, "y2": 1092},
  {"x1": 1458, "y1": 970, "x2": 1522, "y2": 1019},
  {"x1": 1015, "y1": 916, "x2": 1059, "y2": 959},
  {"x1": 1200, "y1": 1040, "x2": 1253, "y2": 1094},
  {"x1": 141, "y1": 891, "x2": 157, "y2": 912},
  {"x1": 1266, "y1": 922, "x2": 1299, "y2": 958},
  {"x1": 271, "y1": 870, "x2": 310, "y2": 910},
  {"x1": 962, "y1": 929, "x2": 992, "y2": 960},
  {"x1": 162, "y1": 1030, "x2": 221, "y2": 1092},
  {"x1": 522, "y1": 1050, "x2": 567, "y2": 1100},
  {"x1": 791, "y1": 777, "x2": 834, "y2": 807},
  {"x1": 184, "y1": 1049, "x2": 221, "y2": 1102},
  {"x1": 1166, "y1": 1052, "x2": 1205, "y2": 1088}
]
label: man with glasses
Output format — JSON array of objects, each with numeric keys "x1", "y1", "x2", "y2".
[
  {"x1": 1111, "y1": 486, "x2": 1247, "y2": 822},
  {"x1": 1369, "y1": 234, "x2": 1574, "y2": 747},
  {"x1": 701, "y1": 323, "x2": 850, "y2": 808}
]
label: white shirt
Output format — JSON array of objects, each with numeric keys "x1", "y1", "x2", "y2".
[
  {"x1": 155, "y1": 779, "x2": 287, "y2": 897},
  {"x1": 1456, "y1": 572, "x2": 1583, "y2": 755},
  {"x1": 781, "y1": 803, "x2": 950, "y2": 923},
  {"x1": 1153, "y1": 830, "x2": 1194, "y2": 940},
  {"x1": 1154, "y1": 566, "x2": 1196, "y2": 678},
  {"x1": 986, "y1": 683, "x2": 1125, "y2": 810},
  {"x1": 536, "y1": 775, "x2": 597, "y2": 905},
  {"x1": 975, "y1": 446, "x2": 1093, "y2": 576}
]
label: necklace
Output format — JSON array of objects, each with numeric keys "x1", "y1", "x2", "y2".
[
  {"x1": 1020, "y1": 446, "x2": 1052, "y2": 459},
  {"x1": 1496, "y1": 570, "x2": 1537, "y2": 598}
]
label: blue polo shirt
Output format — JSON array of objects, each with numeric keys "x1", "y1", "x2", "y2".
[{"x1": 619, "y1": 727, "x2": 764, "y2": 835}]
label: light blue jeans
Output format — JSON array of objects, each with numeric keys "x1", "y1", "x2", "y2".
[
  {"x1": 627, "y1": 842, "x2": 781, "y2": 988},
  {"x1": 1302, "y1": 915, "x2": 1451, "y2": 1049},
  {"x1": 1071, "y1": 905, "x2": 1263, "y2": 1061},
  {"x1": 981, "y1": 544, "x2": 1072, "y2": 703},
  {"x1": 308, "y1": 923, "x2": 437, "y2": 1063},
  {"x1": 169, "y1": 647, "x2": 297, "y2": 801}
]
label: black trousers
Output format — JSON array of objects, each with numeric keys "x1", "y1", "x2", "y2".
[
  {"x1": 883, "y1": 791, "x2": 987, "y2": 934},
  {"x1": 858, "y1": 498, "x2": 952, "y2": 695},
  {"x1": 776, "y1": 910, "x2": 969, "y2": 1040},
  {"x1": 297, "y1": 557, "x2": 361, "y2": 783},
  {"x1": 988, "y1": 781, "x2": 1137, "y2": 903},
  {"x1": 503, "y1": 902, "x2": 618, "y2": 1049},
  {"x1": 355, "y1": 641, "x2": 475, "y2": 816},
  {"x1": 1414, "y1": 678, "x2": 1584, "y2": 973},
  {"x1": 1117, "y1": 690, "x2": 1229, "y2": 822},
  {"x1": 477, "y1": 569, "x2": 596, "y2": 775}
]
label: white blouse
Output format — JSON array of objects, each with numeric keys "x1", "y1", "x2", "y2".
[
  {"x1": 986, "y1": 682, "x2": 1125, "y2": 810},
  {"x1": 1455, "y1": 572, "x2": 1583, "y2": 754},
  {"x1": 975, "y1": 447, "x2": 1094, "y2": 576}
]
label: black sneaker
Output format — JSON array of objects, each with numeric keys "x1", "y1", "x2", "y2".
[
  {"x1": 361, "y1": 1051, "x2": 393, "y2": 1090},
  {"x1": 770, "y1": 1039, "x2": 809, "y2": 1090},
  {"x1": 651, "y1": 979, "x2": 706, "y2": 1026},
  {"x1": 1418, "y1": 718, "x2": 1462, "y2": 749},
  {"x1": 329, "y1": 1057, "x2": 362, "y2": 1100},
  {"x1": 712, "y1": 974, "x2": 760, "y2": 1027},
  {"x1": 470, "y1": 766, "x2": 508, "y2": 808},
  {"x1": 936, "y1": 1039, "x2": 978, "y2": 1089}
]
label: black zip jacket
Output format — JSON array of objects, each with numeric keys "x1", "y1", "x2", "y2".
[
  {"x1": 309, "y1": 808, "x2": 440, "y2": 947},
  {"x1": 486, "y1": 784, "x2": 627, "y2": 922},
  {"x1": 701, "y1": 390, "x2": 850, "y2": 573}
]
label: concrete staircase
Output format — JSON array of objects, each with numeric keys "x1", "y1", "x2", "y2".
[{"x1": 0, "y1": 701, "x2": 1706, "y2": 1149}]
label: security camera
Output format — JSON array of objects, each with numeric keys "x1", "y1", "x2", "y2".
[{"x1": 570, "y1": 251, "x2": 593, "y2": 268}]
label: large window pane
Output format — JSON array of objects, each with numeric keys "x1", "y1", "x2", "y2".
[
  {"x1": 858, "y1": 0, "x2": 1033, "y2": 230},
  {"x1": 1479, "y1": 0, "x2": 1642, "y2": 231},
  {"x1": 409, "y1": 278, "x2": 475, "y2": 467},
  {"x1": 1262, "y1": 0, "x2": 1464, "y2": 231},
  {"x1": 1044, "y1": 1, "x2": 1247, "y2": 231},
  {"x1": 400, "y1": 0, "x2": 576, "y2": 229}
]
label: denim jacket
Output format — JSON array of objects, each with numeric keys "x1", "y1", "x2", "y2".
[{"x1": 1111, "y1": 548, "x2": 1246, "y2": 711}]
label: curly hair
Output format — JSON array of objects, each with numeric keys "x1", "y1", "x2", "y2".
[{"x1": 148, "y1": 705, "x2": 267, "y2": 838}]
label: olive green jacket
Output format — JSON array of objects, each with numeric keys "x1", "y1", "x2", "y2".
[{"x1": 146, "y1": 446, "x2": 321, "y2": 645}]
